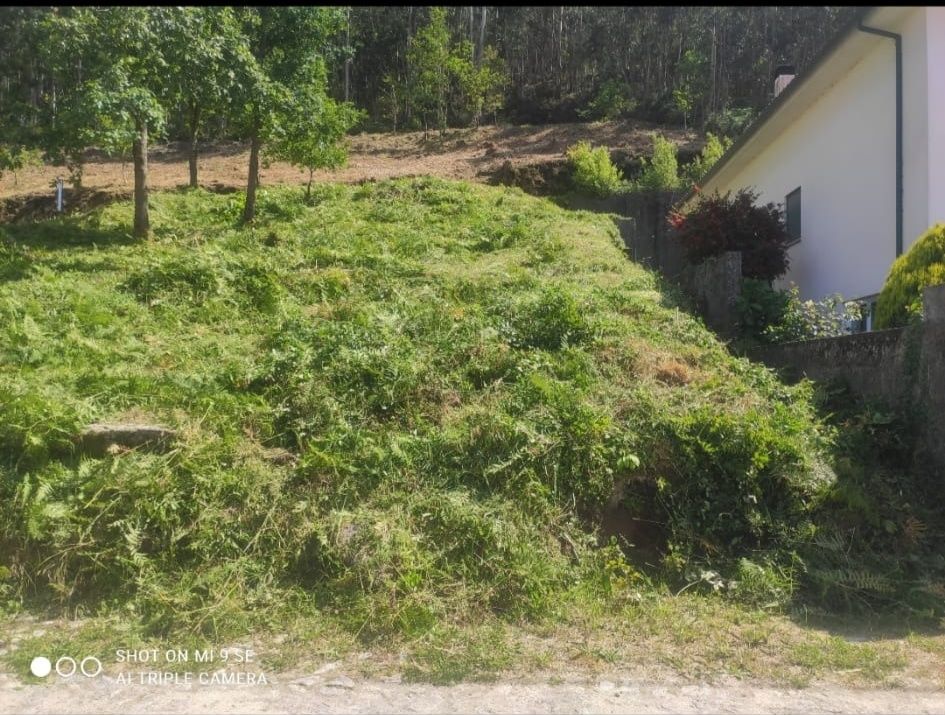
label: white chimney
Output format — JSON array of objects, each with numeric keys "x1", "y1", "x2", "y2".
[{"x1": 774, "y1": 64, "x2": 796, "y2": 98}]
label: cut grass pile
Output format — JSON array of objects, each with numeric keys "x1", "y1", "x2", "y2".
[{"x1": 1, "y1": 178, "x2": 832, "y2": 657}]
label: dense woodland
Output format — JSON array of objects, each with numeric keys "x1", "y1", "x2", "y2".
[
  {"x1": 342, "y1": 6, "x2": 861, "y2": 131},
  {"x1": 2, "y1": 6, "x2": 862, "y2": 137}
]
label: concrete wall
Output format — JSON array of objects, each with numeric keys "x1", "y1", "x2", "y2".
[{"x1": 750, "y1": 284, "x2": 945, "y2": 472}]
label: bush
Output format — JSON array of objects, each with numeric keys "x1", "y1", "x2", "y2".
[
  {"x1": 669, "y1": 187, "x2": 790, "y2": 280},
  {"x1": 735, "y1": 279, "x2": 791, "y2": 342},
  {"x1": 765, "y1": 287, "x2": 861, "y2": 343},
  {"x1": 683, "y1": 132, "x2": 732, "y2": 185},
  {"x1": 565, "y1": 141, "x2": 624, "y2": 198},
  {"x1": 645, "y1": 403, "x2": 828, "y2": 569},
  {"x1": 737, "y1": 280, "x2": 861, "y2": 344},
  {"x1": 636, "y1": 134, "x2": 679, "y2": 191},
  {"x1": 579, "y1": 79, "x2": 634, "y2": 121},
  {"x1": 705, "y1": 107, "x2": 755, "y2": 137},
  {"x1": 875, "y1": 223, "x2": 945, "y2": 328}
]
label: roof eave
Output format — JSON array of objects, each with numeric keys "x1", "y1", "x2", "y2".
[{"x1": 678, "y1": 6, "x2": 877, "y2": 207}]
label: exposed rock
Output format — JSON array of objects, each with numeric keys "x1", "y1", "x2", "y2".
[{"x1": 78, "y1": 423, "x2": 177, "y2": 457}]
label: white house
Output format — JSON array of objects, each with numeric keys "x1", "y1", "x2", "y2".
[{"x1": 684, "y1": 6, "x2": 945, "y2": 327}]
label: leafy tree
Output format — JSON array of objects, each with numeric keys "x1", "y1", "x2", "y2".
[
  {"x1": 0, "y1": 145, "x2": 42, "y2": 185},
  {"x1": 404, "y1": 7, "x2": 451, "y2": 133},
  {"x1": 270, "y1": 62, "x2": 363, "y2": 199},
  {"x1": 234, "y1": 7, "x2": 346, "y2": 223},
  {"x1": 41, "y1": 7, "x2": 169, "y2": 237},
  {"x1": 673, "y1": 49, "x2": 706, "y2": 130},
  {"x1": 0, "y1": 9, "x2": 45, "y2": 181},
  {"x1": 448, "y1": 42, "x2": 507, "y2": 127},
  {"x1": 163, "y1": 7, "x2": 247, "y2": 188}
]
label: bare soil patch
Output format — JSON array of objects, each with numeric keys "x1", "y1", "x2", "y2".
[{"x1": 0, "y1": 120, "x2": 699, "y2": 207}]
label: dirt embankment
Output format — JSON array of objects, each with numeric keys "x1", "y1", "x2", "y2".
[{"x1": 0, "y1": 121, "x2": 700, "y2": 219}]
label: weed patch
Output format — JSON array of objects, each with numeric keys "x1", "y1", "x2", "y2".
[{"x1": 0, "y1": 180, "x2": 837, "y2": 673}]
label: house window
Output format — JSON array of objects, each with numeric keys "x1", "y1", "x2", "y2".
[{"x1": 785, "y1": 187, "x2": 801, "y2": 245}]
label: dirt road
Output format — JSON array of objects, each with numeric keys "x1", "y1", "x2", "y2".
[{"x1": 2, "y1": 672, "x2": 943, "y2": 714}]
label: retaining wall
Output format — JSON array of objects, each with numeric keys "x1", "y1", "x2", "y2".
[{"x1": 750, "y1": 284, "x2": 945, "y2": 473}]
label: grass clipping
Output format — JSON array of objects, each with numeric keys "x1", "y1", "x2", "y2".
[{"x1": 0, "y1": 178, "x2": 831, "y2": 643}]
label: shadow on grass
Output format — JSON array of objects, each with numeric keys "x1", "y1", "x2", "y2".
[
  {"x1": 3, "y1": 216, "x2": 136, "y2": 252},
  {"x1": 788, "y1": 608, "x2": 943, "y2": 642}
]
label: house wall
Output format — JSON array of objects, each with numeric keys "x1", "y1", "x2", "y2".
[
  {"x1": 901, "y1": 7, "x2": 929, "y2": 251},
  {"x1": 707, "y1": 8, "x2": 940, "y2": 303},
  {"x1": 925, "y1": 7, "x2": 945, "y2": 234}
]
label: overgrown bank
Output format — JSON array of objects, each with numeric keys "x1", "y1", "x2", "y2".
[{"x1": 0, "y1": 179, "x2": 938, "y2": 683}]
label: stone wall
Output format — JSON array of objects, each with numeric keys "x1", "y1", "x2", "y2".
[
  {"x1": 677, "y1": 252, "x2": 742, "y2": 337},
  {"x1": 750, "y1": 285, "x2": 945, "y2": 473}
]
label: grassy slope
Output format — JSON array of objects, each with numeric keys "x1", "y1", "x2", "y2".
[{"x1": 4, "y1": 178, "x2": 937, "y2": 685}]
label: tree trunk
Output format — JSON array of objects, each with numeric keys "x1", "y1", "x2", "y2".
[
  {"x1": 188, "y1": 104, "x2": 201, "y2": 189},
  {"x1": 188, "y1": 131, "x2": 199, "y2": 189},
  {"x1": 242, "y1": 130, "x2": 261, "y2": 224},
  {"x1": 132, "y1": 122, "x2": 149, "y2": 239},
  {"x1": 307, "y1": 168, "x2": 313, "y2": 200}
]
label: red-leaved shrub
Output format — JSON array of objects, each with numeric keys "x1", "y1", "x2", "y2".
[{"x1": 668, "y1": 188, "x2": 790, "y2": 280}]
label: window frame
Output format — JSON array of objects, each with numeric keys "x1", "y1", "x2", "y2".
[{"x1": 785, "y1": 186, "x2": 802, "y2": 247}]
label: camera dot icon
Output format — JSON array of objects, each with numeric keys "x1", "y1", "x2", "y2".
[{"x1": 30, "y1": 656, "x2": 52, "y2": 678}]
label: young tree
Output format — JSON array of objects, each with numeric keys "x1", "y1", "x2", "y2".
[
  {"x1": 448, "y1": 41, "x2": 507, "y2": 127},
  {"x1": 235, "y1": 7, "x2": 345, "y2": 223},
  {"x1": 164, "y1": 7, "x2": 246, "y2": 189},
  {"x1": 673, "y1": 49, "x2": 706, "y2": 130},
  {"x1": 405, "y1": 7, "x2": 451, "y2": 133},
  {"x1": 270, "y1": 62, "x2": 363, "y2": 200},
  {"x1": 41, "y1": 7, "x2": 168, "y2": 237}
]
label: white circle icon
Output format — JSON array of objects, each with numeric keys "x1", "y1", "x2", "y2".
[
  {"x1": 80, "y1": 656, "x2": 103, "y2": 677},
  {"x1": 30, "y1": 656, "x2": 52, "y2": 678},
  {"x1": 55, "y1": 656, "x2": 77, "y2": 678}
]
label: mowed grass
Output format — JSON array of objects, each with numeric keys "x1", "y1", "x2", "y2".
[{"x1": 4, "y1": 177, "x2": 936, "y2": 686}]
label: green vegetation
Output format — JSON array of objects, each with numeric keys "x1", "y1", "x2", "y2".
[
  {"x1": 383, "y1": 7, "x2": 507, "y2": 132},
  {"x1": 684, "y1": 132, "x2": 732, "y2": 185},
  {"x1": 736, "y1": 281, "x2": 862, "y2": 346},
  {"x1": 636, "y1": 134, "x2": 680, "y2": 191},
  {"x1": 565, "y1": 141, "x2": 625, "y2": 197},
  {"x1": 1, "y1": 179, "x2": 833, "y2": 651},
  {"x1": 579, "y1": 80, "x2": 635, "y2": 121},
  {"x1": 875, "y1": 223, "x2": 945, "y2": 328},
  {"x1": 801, "y1": 385, "x2": 945, "y2": 617}
]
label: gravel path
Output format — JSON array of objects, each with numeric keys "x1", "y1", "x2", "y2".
[{"x1": 2, "y1": 673, "x2": 943, "y2": 714}]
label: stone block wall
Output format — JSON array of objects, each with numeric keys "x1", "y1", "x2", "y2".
[{"x1": 750, "y1": 285, "x2": 945, "y2": 474}]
